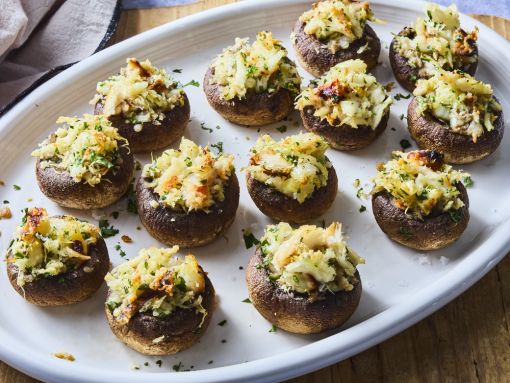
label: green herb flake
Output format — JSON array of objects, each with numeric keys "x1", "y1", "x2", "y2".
[
  {"x1": 211, "y1": 141, "x2": 223, "y2": 154},
  {"x1": 172, "y1": 362, "x2": 183, "y2": 372},
  {"x1": 182, "y1": 79, "x2": 199, "y2": 87},
  {"x1": 394, "y1": 93, "x2": 411, "y2": 101},
  {"x1": 155, "y1": 360, "x2": 162, "y2": 367},
  {"x1": 242, "y1": 298, "x2": 251, "y2": 303},
  {"x1": 359, "y1": 205, "x2": 367, "y2": 213},
  {"x1": 200, "y1": 123, "x2": 213, "y2": 133},
  {"x1": 217, "y1": 319, "x2": 228, "y2": 326},
  {"x1": 13, "y1": 185, "x2": 21, "y2": 191},
  {"x1": 172, "y1": 69, "x2": 183, "y2": 73},
  {"x1": 99, "y1": 219, "x2": 119, "y2": 238},
  {"x1": 276, "y1": 125, "x2": 287, "y2": 133},
  {"x1": 449, "y1": 209, "x2": 462, "y2": 223},
  {"x1": 242, "y1": 230, "x2": 259, "y2": 249},
  {"x1": 399, "y1": 114, "x2": 405, "y2": 121},
  {"x1": 3, "y1": 200, "x2": 9, "y2": 204},
  {"x1": 400, "y1": 139, "x2": 411, "y2": 150},
  {"x1": 399, "y1": 227, "x2": 413, "y2": 239},
  {"x1": 269, "y1": 325, "x2": 277, "y2": 333},
  {"x1": 111, "y1": 211, "x2": 119, "y2": 219},
  {"x1": 463, "y1": 176, "x2": 474, "y2": 188}
]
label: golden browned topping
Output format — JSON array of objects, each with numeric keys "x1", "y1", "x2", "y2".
[
  {"x1": 259, "y1": 222, "x2": 364, "y2": 294},
  {"x1": 6, "y1": 208, "x2": 99, "y2": 287},
  {"x1": 105, "y1": 246, "x2": 206, "y2": 324},
  {"x1": 245, "y1": 133, "x2": 330, "y2": 203},
  {"x1": 300, "y1": 0, "x2": 380, "y2": 53},
  {"x1": 90, "y1": 58, "x2": 184, "y2": 130},
  {"x1": 414, "y1": 70, "x2": 502, "y2": 141},
  {"x1": 394, "y1": 4, "x2": 478, "y2": 78},
  {"x1": 31, "y1": 114, "x2": 126, "y2": 186},
  {"x1": 210, "y1": 31, "x2": 301, "y2": 100},
  {"x1": 372, "y1": 150, "x2": 469, "y2": 217},
  {"x1": 142, "y1": 138, "x2": 235, "y2": 212},
  {"x1": 296, "y1": 60, "x2": 392, "y2": 129}
]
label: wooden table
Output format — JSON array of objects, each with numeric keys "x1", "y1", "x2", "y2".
[{"x1": 1, "y1": 2, "x2": 509, "y2": 382}]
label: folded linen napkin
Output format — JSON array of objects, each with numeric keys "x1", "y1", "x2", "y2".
[{"x1": 0, "y1": 0, "x2": 120, "y2": 116}]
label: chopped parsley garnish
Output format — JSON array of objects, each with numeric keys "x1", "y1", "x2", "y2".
[
  {"x1": 211, "y1": 141, "x2": 223, "y2": 154},
  {"x1": 400, "y1": 139, "x2": 411, "y2": 150},
  {"x1": 449, "y1": 209, "x2": 462, "y2": 223},
  {"x1": 155, "y1": 360, "x2": 162, "y2": 367},
  {"x1": 276, "y1": 125, "x2": 287, "y2": 133},
  {"x1": 399, "y1": 114, "x2": 405, "y2": 120},
  {"x1": 221, "y1": 339, "x2": 227, "y2": 343},
  {"x1": 215, "y1": 125, "x2": 221, "y2": 130},
  {"x1": 200, "y1": 123, "x2": 213, "y2": 133},
  {"x1": 394, "y1": 93, "x2": 411, "y2": 101},
  {"x1": 172, "y1": 69, "x2": 183, "y2": 73},
  {"x1": 99, "y1": 219, "x2": 119, "y2": 238},
  {"x1": 114, "y1": 243, "x2": 126, "y2": 257},
  {"x1": 208, "y1": 360, "x2": 214, "y2": 365},
  {"x1": 269, "y1": 325, "x2": 277, "y2": 333},
  {"x1": 182, "y1": 79, "x2": 199, "y2": 87},
  {"x1": 242, "y1": 298, "x2": 251, "y2": 303},
  {"x1": 242, "y1": 229, "x2": 259, "y2": 249},
  {"x1": 135, "y1": 160, "x2": 142, "y2": 171},
  {"x1": 13, "y1": 185, "x2": 21, "y2": 191},
  {"x1": 462, "y1": 176, "x2": 474, "y2": 188},
  {"x1": 359, "y1": 205, "x2": 367, "y2": 213},
  {"x1": 111, "y1": 211, "x2": 119, "y2": 219},
  {"x1": 172, "y1": 362, "x2": 183, "y2": 372},
  {"x1": 356, "y1": 188, "x2": 364, "y2": 199},
  {"x1": 125, "y1": 182, "x2": 138, "y2": 214},
  {"x1": 217, "y1": 319, "x2": 228, "y2": 326},
  {"x1": 3, "y1": 200, "x2": 9, "y2": 204}
]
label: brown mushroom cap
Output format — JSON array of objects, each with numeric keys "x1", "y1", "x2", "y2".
[
  {"x1": 407, "y1": 97, "x2": 504, "y2": 164},
  {"x1": 94, "y1": 94, "x2": 190, "y2": 153},
  {"x1": 372, "y1": 182, "x2": 470, "y2": 250},
  {"x1": 292, "y1": 20, "x2": 381, "y2": 77},
  {"x1": 136, "y1": 173, "x2": 240, "y2": 248},
  {"x1": 7, "y1": 236, "x2": 110, "y2": 306},
  {"x1": 300, "y1": 106, "x2": 390, "y2": 151},
  {"x1": 105, "y1": 271, "x2": 215, "y2": 355},
  {"x1": 203, "y1": 67, "x2": 295, "y2": 126},
  {"x1": 389, "y1": 29, "x2": 478, "y2": 92},
  {"x1": 246, "y1": 163, "x2": 338, "y2": 224},
  {"x1": 246, "y1": 248, "x2": 362, "y2": 334},
  {"x1": 35, "y1": 144, "x2": 134, "y2": 210}
]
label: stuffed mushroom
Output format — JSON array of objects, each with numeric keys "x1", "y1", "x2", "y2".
[
  {"x1": 246, "y1": 222, "x2": 364, "y2": 334},
  {"x1": 245, "y1": 133, "x2": 337, "y2": 224},
  {"x1": 91, "y1": 58, "x2": 190, "y2": 153},
  {"x1": 372, "y1": 150, "x2": 470, "y2": 250},
  {"x1": 292, "y1": 0, "x2": 381, "y2": 77},
  {"x1": 6, "y1": 208, "x2": 109, "y2": 306},
  {"x1": 32, "y1": 114, "x2": 134, "y2": 210},
  {"x1": 204, "y1": 31, "x2": 301, "y2": 126},
  {"x1": 389, "y1": 4, "x2": 478, "y2": 91},
  {"x1": 137, "y1": 138, "x2": 239, "y2": 248},
  {"x1": 105, "y1": 246, "x2": 215, "y2": 355},
  {"x1": 408, "y1": 70, "x2": 504, "y2": 164},
  {"x1": 296, "y1": 59, "x2": 393, "y2": 151}
]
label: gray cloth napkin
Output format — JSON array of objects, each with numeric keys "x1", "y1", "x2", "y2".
[{"x1": 0, "y1": 0, "x2": 121, "y2": 116}]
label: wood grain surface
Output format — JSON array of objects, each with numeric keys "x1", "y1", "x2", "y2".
[{"x1": 1, "y1": 2, "x2": 509, "y2": 382}]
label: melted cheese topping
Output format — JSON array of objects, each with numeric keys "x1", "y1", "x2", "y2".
[
  {"x1": 372, "y1": 151, "x2": 468, "y2": 217},
  {"x1": 6, "y1": 208, "x2": 99, "y2": 287},
  {"x1": 414, "y1": 70, "x2": 502, "y2": 142},
  {"x1": 143, "y1": 138, "x2": 235, "y2": 212},
  {"x1": 299, "y1": 0, "x2": 379, "y2": 53},
  {"x1": 394, "y1": 4, "x2": 478, "y2": 78},
  {"x1": 105, "y1": 246, "x2": 206, "y2": 324},
  {"x1": 296, "y1": 59, "x2": 392, "y2": 129},
  {"x1": 90, "y1": 58, "x2": 184, "y2": 128},
  {"x1": 31, "y1": 114, "x2": 126, "y2": 186},
  {"x1": 259, "y1": 222, "x2": 364, "y2": 294},
  {"x1": 246, "y1": 133, "x2": 330, "y2": 203},
  {"x1": 209, "y1": 31, "x2": 301, "y2": 100}
]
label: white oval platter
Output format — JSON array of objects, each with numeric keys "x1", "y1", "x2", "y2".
[{"x1": 0, "y1": 1, "x2": 509, "y2": 382}]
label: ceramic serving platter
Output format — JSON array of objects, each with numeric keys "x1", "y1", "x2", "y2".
[{"x1": 1, "y1": 1, "x2": 509, "y2": 382}]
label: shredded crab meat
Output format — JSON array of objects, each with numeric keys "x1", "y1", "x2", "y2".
[
  {"x1": 259, "y1": 222, "x2": 364, "y2": 294},
  {"x1": 296, "y1": 59, "x2": 393, "y2": 129}
]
